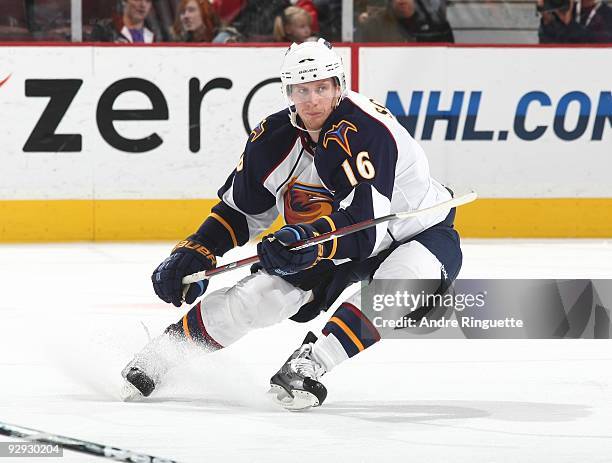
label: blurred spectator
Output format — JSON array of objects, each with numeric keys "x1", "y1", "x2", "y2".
[
  {"x1": 231, "y1": 0, "x2": 318, "y2": 41},
  {"x1": 228, "y1": 0, "x2": 285, "y2": 41},
  {"x1": 83, "y1": 1, "x2": 115, "y2": 41},
  {"x1": 313, "y1": 0, "x2": 341, "y2": 41},
  {"x1": 174, "y1": 0, "x2": 220, "y2": 41},
  {"x1": 355, "y1": 0, "x2": 369, "y2": 26},
  {"x1": 174, "y1": 0, "x2": 242, "y2": 42},
  {"x1": 273, "y1": 6, "x2": 316, "y2": 42},
  {"x1": 90, "y1": 0, "x2": 158, "y2": 43},
  {"x1": 356, "y1": 0, "x2": 454, "y2": 43},
  {"x1": 538, "y1": 0, "x2": 612, "y2": 42},
  {"x1": 29, "y1": 0, "x2": 71, "y2": 41}
]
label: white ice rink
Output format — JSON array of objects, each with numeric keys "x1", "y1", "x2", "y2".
[{"x1": 1, "y1": 240, "x2": 611, "y2": 462}]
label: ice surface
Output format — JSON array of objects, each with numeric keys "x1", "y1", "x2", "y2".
[{"x1": 0, "y1": 240, "x2": 611, "y2": 462}]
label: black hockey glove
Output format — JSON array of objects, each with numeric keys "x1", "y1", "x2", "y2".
[
  {"x1": 151, "y1": 236, "x2": 217, "y2": 307},
  {"x1": 257, "y1": 223, "x2": 322, "y2": 276}
]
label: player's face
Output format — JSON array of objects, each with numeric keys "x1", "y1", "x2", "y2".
[
  {"x1": 290, "y1": 78, "x2": 340, "y2": 131},
  {"x1": 181, "y1": 0, "x2": 203, "y2": 31}
]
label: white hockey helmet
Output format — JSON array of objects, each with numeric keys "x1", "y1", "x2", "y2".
[{"x1": 280, "y1": 38, "x2": 347, "y2": 105}]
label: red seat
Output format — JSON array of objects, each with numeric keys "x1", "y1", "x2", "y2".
[{"x1": 212, "y1": 0, "x2": 246, "y2": 24}]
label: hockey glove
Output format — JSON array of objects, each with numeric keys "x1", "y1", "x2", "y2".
[
  {"x1": 151, "y1": 236, "x2": 216, "y2": 307},
  {"x1": 257, "y1": 223, "x2": 322, "y2": 276}
]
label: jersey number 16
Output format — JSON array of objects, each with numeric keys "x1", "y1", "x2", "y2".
[{"x1": 341, "y1": 151, "x2": 376, "y2": 187}]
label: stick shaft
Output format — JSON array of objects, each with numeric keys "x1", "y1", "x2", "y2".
[
  {"x1": 183, "y1": 191, "x2": 476, "y2": 284},
  {"x1": 0, "y1": 421, "x2": 178, "y2": 463}
]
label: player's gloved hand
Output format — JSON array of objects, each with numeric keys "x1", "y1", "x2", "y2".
[
  {"x1": 257, "y1": 223, "x2": 322, "y2": 276},
  {"x1": 151, "y1": 236, "x2": 217, "y2": 307}
]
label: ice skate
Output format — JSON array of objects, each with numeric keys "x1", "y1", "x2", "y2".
[
  {"x1": 268, "y1": 332, "x2": 327, "y2": 411},
  {"x1": 120, "y1": 331, "x2": 189, "y2": 401}
]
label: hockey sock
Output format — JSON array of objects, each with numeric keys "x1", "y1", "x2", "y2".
[
  {"x1": 313, "y1": 302, "x2": 381, "y2": 372},
  {"x1": 312, "y1": 332, "x2": 347, "y2": 373},
  {"x1": 165, "y1": 301, "x2": 224, "y2": 351}
]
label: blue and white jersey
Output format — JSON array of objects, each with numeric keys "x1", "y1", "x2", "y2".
[
  {"x1": 196, "y1": 90, "x2": 451, "y2": 262},
  {"x1": 309, "y1": 90, "x2": 451, "y2": 261}
]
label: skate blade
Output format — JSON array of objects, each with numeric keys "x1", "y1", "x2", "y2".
[
  {"x1": 120, "y1": 380, "x2": 144, "y2": 402},
  {"x1": 267, "y1": 384, "x2": 319, "y2": 411}
]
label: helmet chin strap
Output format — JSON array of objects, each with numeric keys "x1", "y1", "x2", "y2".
[{"x1": 288, "y1": 111, "x2": 323, "y2": 134}]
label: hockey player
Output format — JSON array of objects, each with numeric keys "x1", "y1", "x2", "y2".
[{"x1": 122, "y1": 39, "x2": 462, "y2": 410}]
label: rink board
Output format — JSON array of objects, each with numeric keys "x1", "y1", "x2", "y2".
[
  {"x1": 0, "y1": 44, "x2": 610, "y2": 240},
  {"x1": 2, "y1": 198, "x2": 612, "y2": 241}
]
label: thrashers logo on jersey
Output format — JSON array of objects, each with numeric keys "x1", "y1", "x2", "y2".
[
  {"x1": 283, "y1": 178, "x2": 333, "y2": 224},
  {"x1": 323, "y1": 120, "x2": 358, "y2": 157},
  {"x1": 250, "y1": 118, "x2": 267, "y2": 142}
]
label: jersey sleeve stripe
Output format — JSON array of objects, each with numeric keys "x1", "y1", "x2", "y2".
[
  {"x1": 320, "y1": 215, "x2": 338, "y2": 259},
  {"x1": 210, "y1": 212, "x2": 238, "y2": 248}
]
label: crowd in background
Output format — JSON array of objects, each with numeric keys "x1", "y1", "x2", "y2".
[
  {"x1": 0, "y1": 0, "x2": 610, "y2": 44},
  {"x1": 537, "y1": 0, "x2": 612, "y2": 42}
]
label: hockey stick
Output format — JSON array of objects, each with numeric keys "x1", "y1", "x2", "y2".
[
  {"x1": 182, "y1": 191, "x2": 477, "y2": 285},
  {"x1": 0, "y1": 421, "x2": 179, "y2": 463}
]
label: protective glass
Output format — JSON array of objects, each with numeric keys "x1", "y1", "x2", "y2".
[{"x1": 287, "y1": 82, "x2": 338, "y2": 104}]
